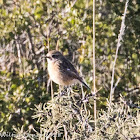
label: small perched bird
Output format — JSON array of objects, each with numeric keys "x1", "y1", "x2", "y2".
[{"x1": 46, "y1": 50, "x2": 90, "y2": 90}]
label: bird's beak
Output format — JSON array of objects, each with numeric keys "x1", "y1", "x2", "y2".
[
  {"x1": 45, "y1": 56, "x2": 52, "y2": 60},
  {"x1": 38, "y1": 55, "x2": 51, "y2": 62}
]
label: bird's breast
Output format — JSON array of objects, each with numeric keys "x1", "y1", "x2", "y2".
[{"x1": 47, "y1": 62, "x2": 78, "y2": 86}]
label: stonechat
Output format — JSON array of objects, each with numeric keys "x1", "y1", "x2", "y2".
[{"x1": 46, "y1": 50, "x2": 90, "y2": 90}]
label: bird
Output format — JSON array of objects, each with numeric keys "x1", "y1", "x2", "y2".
[{"x1": 46, "y1": 50, "x2": 90, "y2": 90}]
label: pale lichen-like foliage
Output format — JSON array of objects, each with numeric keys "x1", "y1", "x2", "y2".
[
  {"x1": 14, "y1": 92, "x2": 139, "y2": 140},
  {"x1": 32, "y1": 90, "x2": 94, "y2": 140}
]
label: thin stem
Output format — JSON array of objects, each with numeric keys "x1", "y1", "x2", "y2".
[
  {"x1": 93, "y1": 0, "x2": 96, "y2": 137},
  {"x1": 63, "y1": 125, "x2": 68, "y2": 140},
  {"x1": 81, "y1": 84, "x2": 87, "y2": 115},
  {"x1": 51, "y1": 81, "x2": 54, "y2": 99},
  {"x1": 110, "y1": 0, "x2": 129, "y2": 104}
]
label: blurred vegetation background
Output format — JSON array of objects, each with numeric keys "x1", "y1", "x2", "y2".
[{"x1": 0, "y1": 0, "x2": 140, "y2": 139}]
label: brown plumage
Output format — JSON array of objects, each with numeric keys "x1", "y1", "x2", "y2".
[{"x1": 46, "y1": 50, "x2": 90, "y2": 90}]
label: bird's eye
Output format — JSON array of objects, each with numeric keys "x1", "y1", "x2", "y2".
[{"x1": 52, "y1": 54, "x2": 58, "y2": 58}]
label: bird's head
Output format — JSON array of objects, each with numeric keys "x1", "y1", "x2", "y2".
[{"x1": 46, "y1": 50, "x2": 64, "y2": 63}]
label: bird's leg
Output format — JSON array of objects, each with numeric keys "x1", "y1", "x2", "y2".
[
  {"x1": 67, "y1": 86, "x2": 71, "y2": 96},
  {"x1": 59, "y1": 85, "x2": 64, "y2": 96},
  {"x1": 67, "y1": 86, "x2": 78, "y2": 96},
  {"x1": 81, "y1": 84, "x2": 85, "y2": 100},
  {"x1": 80, "y1": 84, "x2": 89, "y2": 103},
  {"x1": 59, "y1": 85, "x2": 67, "y2": 96}
]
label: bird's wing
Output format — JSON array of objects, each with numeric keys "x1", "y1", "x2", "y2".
[
  {"x1": 59, "y1": 57, "x2": 81, "y2": 80},
  {"x1": 59, "y1": 57, "x2": 90, "y2": 90}
]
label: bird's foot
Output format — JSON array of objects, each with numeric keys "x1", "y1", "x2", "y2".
[{"x1": 59, "y1": 90, "x2": 67, "y2": 96}]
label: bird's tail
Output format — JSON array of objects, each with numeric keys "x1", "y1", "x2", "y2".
[{"x1": 79, "y1": 79, "x2": 91, "y2": 90}]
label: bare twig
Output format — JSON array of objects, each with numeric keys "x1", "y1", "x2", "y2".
[
  {"x1": 51, "y1": 81, "x2": 54, "y2": 99},
  {"x1": 27, "y1": 28, "x2": 36, "y2": 55},
  {"x1": 15, "y1": 36, "x2": 21, "y2": 64},
  {"x1": 120, "y1": 95, "x2": 140, "y2": 109},
  {"x1": 93, "y1": 0, "x2": 97, "y2": 138},
  {"x1": 63, "y1": 125, "x2": 68, "y2": 140},
  {"x1": 110, "y1": 0, "x2": 129, "y2": 104},
  {"x1": 64, "y1": 0, "x2": 77, "y2": 13}
]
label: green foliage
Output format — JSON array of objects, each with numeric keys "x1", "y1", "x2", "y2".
[
  {"x1": 0, "y1": 70, "x2": 49, "y2": 132},
  {"x1": 0, "y1": 0, "x2": 139, "y2": 139}
]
